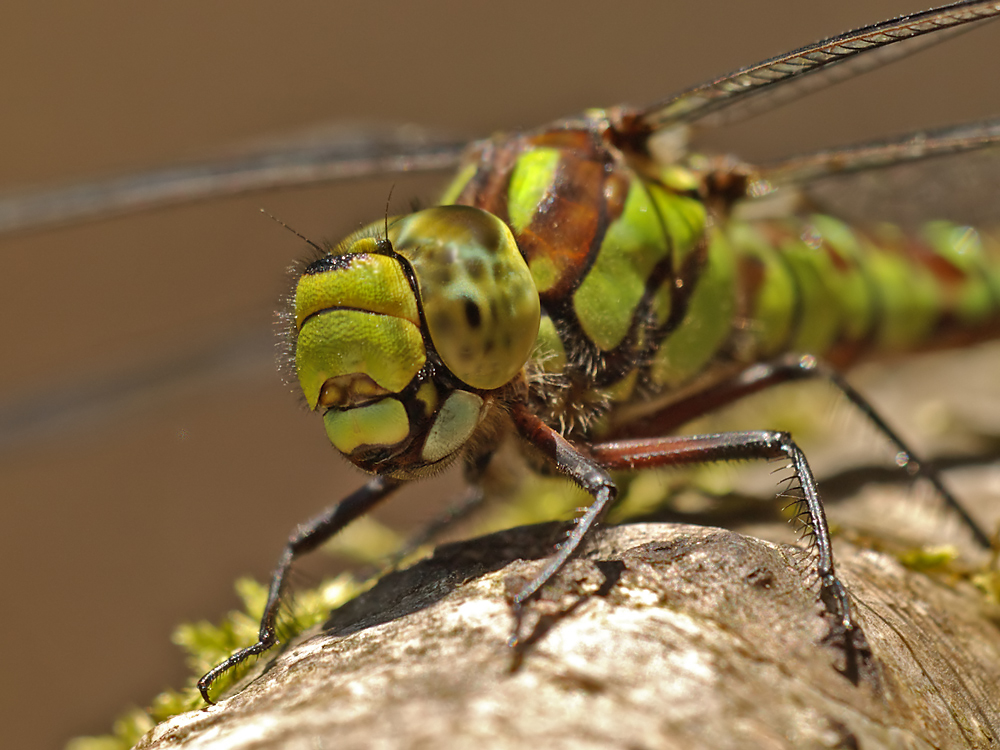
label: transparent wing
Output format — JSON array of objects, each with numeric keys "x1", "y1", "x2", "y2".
[
  {"x1": 0, "y1": 123, "x2": 469, "y2": 446},
  {"x1": 745, "y1": 118, "x2": 1000, "y2": 226},
  {"x1": 0, "y1": 123, "x2": 467, "y2": 235},
  {"x1": 800, "y1": 145, "x2": 1000, "y2": 227},
  {"x1": 636, "y1": 0, "x2": 1000, "y2": 132},
  {"x1": 757, "y1": 117, "x2": 1000, "y2": 184},
  {"x1": 0, "y1": 323, "x2": 275, "y2": 451}
]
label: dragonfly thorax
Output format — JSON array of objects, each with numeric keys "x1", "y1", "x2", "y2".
[{"x1": 291, "y1": 205, "x2": 540, "y2": 477}]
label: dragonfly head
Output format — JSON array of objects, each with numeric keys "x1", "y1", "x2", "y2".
[{"x1": 291, "y1": 205, "x2": 540, "y2": 478}]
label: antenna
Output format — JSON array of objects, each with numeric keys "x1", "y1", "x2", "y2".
[
  {"x1": 260, "y1": 209, "x2": 324, "y2": 253},
  {"x1": 383, "y1": 184, "x2": 396, "y2": 243}
]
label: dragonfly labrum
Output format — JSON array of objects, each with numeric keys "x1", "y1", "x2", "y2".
[{"x1": 2, "y1": 0, "x2": 999, "y2": 708}]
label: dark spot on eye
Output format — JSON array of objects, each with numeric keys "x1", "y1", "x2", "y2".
[
  {"x1": 459, "y1": 208, "x2": 500, "y2": 248},
  {"x1": 467, "y1": 258, "x2": 485, "y2": 280},
  {"x1": 432, "y1": 266, "x2": 453, "y2": 286},
  {"x1": 464, "y1": 298, "x2": 482, "y2": 328},
  {"x1": 431, "y1": 311, "x2": 454, "y2": 336},
  {"x1": 484, "y1": 339, "x2": 494, "y2": 354}
]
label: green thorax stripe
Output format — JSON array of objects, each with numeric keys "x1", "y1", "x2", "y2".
[
  {"x1": 440, "y1": 127, "x2": 708, "y2": 376},
  {"x1": 438, "y1": 126, "x2": 1000, "y2": 409},
  {"x1": 438, "y1": 130, "x2": 1000, "y2": 454}
]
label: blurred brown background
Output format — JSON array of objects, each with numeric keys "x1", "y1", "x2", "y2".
[{"x1": 1, "y1": 1, "x2": 999, "y2": 748}]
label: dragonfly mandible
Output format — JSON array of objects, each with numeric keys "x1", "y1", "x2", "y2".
[{"x1": 1, "y1": 0, "x2": 1000, "y2": 736}]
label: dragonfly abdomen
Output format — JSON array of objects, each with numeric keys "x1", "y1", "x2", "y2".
[{"x1": 728, "y1": 215, "x2": 1000, "y2": 369}]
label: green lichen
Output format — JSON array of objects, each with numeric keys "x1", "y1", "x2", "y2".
[
  {"x1": 972, "y1": 569, "x2": 1000, "y2": 605},
  {"x1": 897, "y1": 544, "x2": 961, "y2": 573},
  {"x1": 66, "y1": 573, "x2": 365, "y2": 750}
]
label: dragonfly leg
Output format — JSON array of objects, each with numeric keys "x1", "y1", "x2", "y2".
[
  {"x1": 588, "y1": 430, "x2": 868, "y2": 680},
  {"x1": 509, "y1": 403, "x2": 618, "y2": 638},
  {"x1": 384, "y1": 484, "x2": 487, "y2": 571},
  {"x1": 614, "y1": 353, "x2": 991, "y2": 548},
  {"x1": 385, "y1": 450, "x2": 498, "y2": 570},
  {"x1": 197, "y1": 475, "x2": 403, "y2": 704}
]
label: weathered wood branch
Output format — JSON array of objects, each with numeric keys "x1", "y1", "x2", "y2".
[{"x1": 137, "y1": 521, "x2": 1000, "y2": 750}]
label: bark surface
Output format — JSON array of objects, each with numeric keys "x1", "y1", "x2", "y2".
[{"x1": 136, "y1": 521, "x2": 1000, "y2": 750}]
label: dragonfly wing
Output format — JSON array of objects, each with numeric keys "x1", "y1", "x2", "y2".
[
  {"x1": 0, "y1": 123, "x2": 467, "y2": 235},
  {"x1": 800, "y1": 147, "x2": 1000, "y2": 227},
  {"x1": 636, "y1": 0, "x2": 1000, "y2": 132},
  {"x1": 756, "y1": 118, "x2": 1000, "y2": 185},
  {"x1": 0, "y1": 324, "x2": 275, "y2": 451},
  {"x1": 746, "y1": 118, "x2": 1000, "y2": 227}
]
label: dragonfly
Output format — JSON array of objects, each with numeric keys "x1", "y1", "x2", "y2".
[{"x1": 1, "y1": 3, "x2": 991, "y2": 720}]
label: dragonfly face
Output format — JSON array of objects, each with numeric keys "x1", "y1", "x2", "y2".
[
  {"x1": 292, "y1": 206, "x2": 539, "y2": 476},
  {"x1": 3, "y1": 0, "x2": 1000, "y2": 745}
]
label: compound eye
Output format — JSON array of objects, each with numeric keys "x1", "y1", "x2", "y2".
[{"x1": 390, "y1": 205, "x2": 540, "y2": 390}]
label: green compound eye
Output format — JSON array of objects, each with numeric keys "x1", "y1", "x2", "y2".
[{"x1": 390, "y1": 205, "x2": 540, "y2": 390}]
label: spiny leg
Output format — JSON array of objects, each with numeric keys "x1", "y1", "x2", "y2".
[
  {"x1": 511, "y1": 397, "x2": 867, "y2": 676},
  {"x1": 197, "y1": 475, "x2": 403, "y2": 703},
  {"x1": 385, "y1": 485, "x2": 487, "y2": 572},
  {"x1": 588, "y1": 430, "x2": 869, "y2": 680},
  {"x1": 509, "y1": 403, "x2": 618, "y2": 641},
  {"x1": 613, "y1": 353, "x2": 991, "y2": 548},
  {"x1": 385, "y1": 450, "x2": 496, "y2": 571}
]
